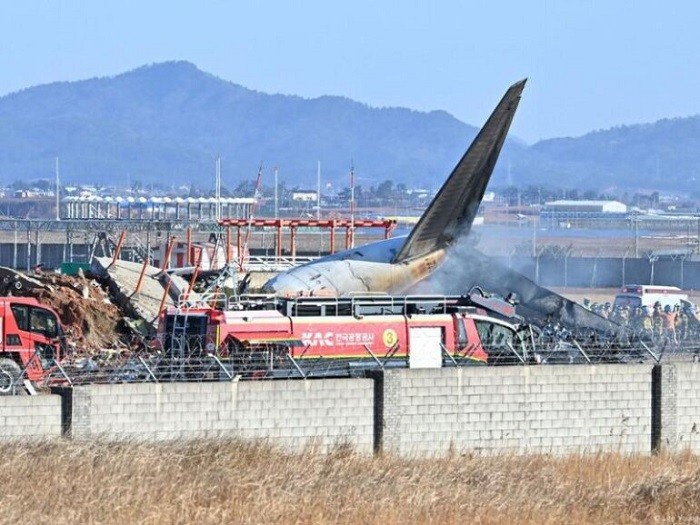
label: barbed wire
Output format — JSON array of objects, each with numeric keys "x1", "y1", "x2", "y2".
[{"x1": 2, "y1": 329, "x2": 699, "y2": 394}]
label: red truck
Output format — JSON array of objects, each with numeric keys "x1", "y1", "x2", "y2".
[
  {"x1": 0, "y1": 297, "x2": 65, "y2": 393},
  {"x1": 158, "y1": 291, "x2": 533, "y2": 377}
]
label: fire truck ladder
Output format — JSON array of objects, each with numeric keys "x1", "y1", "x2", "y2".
[{"x1": 167, "y1": 306, "x2": 196, "y2": 380}]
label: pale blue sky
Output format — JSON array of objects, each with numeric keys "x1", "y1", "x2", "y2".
[{"x1": 1, "y1": 1, "x2": 699, "y2": 142}]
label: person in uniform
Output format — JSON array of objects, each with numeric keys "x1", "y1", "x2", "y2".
[
  {"x1": 640, "y1": 306, "x2": 654, "y2": 341},
  {"x1": 652, "y1": 302, "x2": 663, "y2": 341},
  {"x1": 661, "y1": 304, "x2": 678, "y2": 345}
]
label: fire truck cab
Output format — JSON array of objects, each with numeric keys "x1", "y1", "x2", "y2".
[
  {"x1": 159, "y1": 291, "x2": 534, "y2": 378},
  {"x1": 0, "y1": 297, "x2": 65, "y2": 393}
]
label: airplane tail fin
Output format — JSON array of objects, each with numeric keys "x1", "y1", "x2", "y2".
[{"x1": 392, "y1": 79, "x2": 526, "y2": 263}]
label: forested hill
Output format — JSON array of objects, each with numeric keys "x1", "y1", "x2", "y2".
[
  {"x1": 515, "y1": 118, "x2": 700, "y2": 193},
  {"x1": 1, "y1": 61, "x2": 699, "y2": 194},
  {"x1": 0, "y1": 61, "x2": 500, "y2": 189}
]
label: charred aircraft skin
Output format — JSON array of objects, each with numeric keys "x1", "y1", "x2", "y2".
[
  {"x1": 262, "y1": 236, "x2": 446, "y2": 295},
  {"x1": 420, "y1": 245, "x2": 624, "y2": 336},
  {"x1": 262, "y1": 79, "x2": 526, "y2": 297}
]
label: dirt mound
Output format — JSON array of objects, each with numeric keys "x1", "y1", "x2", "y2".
[{"x1": 13, "y1": 270, "x2": 128, "y2": 352}]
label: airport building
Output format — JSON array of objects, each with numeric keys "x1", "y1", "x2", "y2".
[
  {"x1": 62, "y1": 196, "x2": 256, "y2": 220},
  {"x1": 541, "y1": 200, "x2": 628, "y2": 225}
]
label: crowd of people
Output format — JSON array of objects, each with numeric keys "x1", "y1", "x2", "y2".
[{"x1": 582, "y1": 299, "x2": 700, "y2": 344}]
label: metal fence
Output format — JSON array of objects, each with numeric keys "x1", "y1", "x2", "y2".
[
  {"x1": 497, "y1": 255, "x2": 700, "y2": 289},
  {"x1": 3, "y1": 328, "x2": 700, "y2": 394}
]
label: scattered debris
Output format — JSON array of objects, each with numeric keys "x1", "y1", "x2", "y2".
[{"x1": 91, "y1": 257, "x2": 198, "y2": 328}]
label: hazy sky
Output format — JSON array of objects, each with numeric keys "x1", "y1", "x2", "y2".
[{"x1": 2, "y1": 1, "x2": 699, "y2": 143}]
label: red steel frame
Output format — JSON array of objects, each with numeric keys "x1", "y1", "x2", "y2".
[{"x1": 218, "y1": 218, "x2": 397, "y2": 263}]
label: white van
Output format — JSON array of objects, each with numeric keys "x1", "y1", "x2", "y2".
[{"x1": 613, "y1": 285, "x2": 688, "y2": 310}]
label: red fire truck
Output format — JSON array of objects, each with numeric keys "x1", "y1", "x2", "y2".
[
  {"x1": 0, "y1": 297, "x2": 66, "y2": 393},
  {"x1": 158, "y1": 290, "x2": 534, "y2": 377}
]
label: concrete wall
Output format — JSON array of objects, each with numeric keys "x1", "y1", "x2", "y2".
[
  {"x1": 12, "y1": 363, "x2": 700, "y2": 456},
  {"x1": 654, "y1": 362, "x2": 700, "y2": 452},
  {"x1": 65, "y1": 380, "x2": 375, "y2": 453},
  {"x1": 380, "y1": 365, "x2": 654, "y2": 456},
  {"x1": 0, "y1": 395, "x2": 62, "y2": 440}
]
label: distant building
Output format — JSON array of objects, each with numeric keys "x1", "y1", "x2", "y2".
[
  {"x1": 541, "y1": 200, "x2": 627, "y2": 222},
  {"x1": 291, "y1": 190, "x2": 318, "y2": 202},
  {"x1": 14, "y1": 190, "x2": 39, "y2": 198}
]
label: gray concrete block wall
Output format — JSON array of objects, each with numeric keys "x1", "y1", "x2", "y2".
[
  {"x1": 381, "y1": 365, "x2": 653, "y2": 456},
  {"x1": 0, "y1": 395, "x2": 62, "y2": 440},
  {"x1": 68, "y1": 380, "x2": 375, "y2": 453},
  {"x1": 658, "y1": 362, "x2": 700, "y2": 452}
]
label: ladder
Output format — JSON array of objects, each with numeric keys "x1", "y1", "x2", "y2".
[{"x1": 168, "y1": 307, "x2": 191, "y2": 379}]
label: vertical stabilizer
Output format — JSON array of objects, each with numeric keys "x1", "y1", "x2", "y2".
[{"x1": 392, "y1": 79, "x2": 526, "y2": 263}]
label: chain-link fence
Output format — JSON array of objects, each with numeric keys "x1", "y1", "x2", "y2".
[{"x1": 498, "y1": 254, "x2": 700, "y2": 289}]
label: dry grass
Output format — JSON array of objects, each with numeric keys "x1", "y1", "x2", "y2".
[{"x1": 2, "y1": 441, "x2": 700, "y2": 524}]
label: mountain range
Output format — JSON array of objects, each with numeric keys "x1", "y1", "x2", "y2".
[{"x1": 0, "y1": 61, "x2": 698, "y2": 195}]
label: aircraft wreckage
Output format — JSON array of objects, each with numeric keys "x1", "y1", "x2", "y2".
[{"x1": 257, "y1": 79, "x2": 620, "y2": 336}]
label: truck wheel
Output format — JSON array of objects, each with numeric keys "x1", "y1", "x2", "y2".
[{"x1": 0, "y1": 358, "x2": 21, "y2": 395}]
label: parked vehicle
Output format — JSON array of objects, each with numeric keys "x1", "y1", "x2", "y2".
[
  {"x1": 614, "y1": 285, "x2": 688, "y2": 310},
  {"x1": 0, "y1": 297, "x2": 66, "y2": 393}
]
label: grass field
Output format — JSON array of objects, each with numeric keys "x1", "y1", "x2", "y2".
[{"x1": 3, "y1": 440, "x2": 700, "y2": 524}]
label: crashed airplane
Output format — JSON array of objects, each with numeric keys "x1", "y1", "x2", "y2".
[
  {"x1": 260, "y1": 79, "x2": 620, "y2": 335},
  {"x1": 263, "y1": 79, "x2": 527, "y2": 296}
]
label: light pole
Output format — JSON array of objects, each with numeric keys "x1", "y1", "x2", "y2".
[
  {"x1": 215, "y1": 156, "x2": 221, "y2": 222},
  {"x1": 316, "y1": 161, "x2": 321, "y2": 220},
  {"x1": 55, "y1": 157, "x2": 60, "y2": 220},
  {"x1": 350, "y1": 163, "x2": 355, "y2": 248},
  {"x1": 274, "y1": 166, "x2": 279, "y2": 219}
]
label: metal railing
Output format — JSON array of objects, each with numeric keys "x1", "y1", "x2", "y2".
[{"x1": 236, "y1": 255, "x2": 320, "y2": 272}]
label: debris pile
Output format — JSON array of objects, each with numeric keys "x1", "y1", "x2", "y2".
[{"x1": 0, "y1": 267, "x2": 130, "y2": 352}]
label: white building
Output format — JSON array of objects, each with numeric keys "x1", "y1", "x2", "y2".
[
  {"x1": 292, "y1": 190, "x2": 318, "y2": 202},
  {"x1": 542, "y1": 200, "x2": 627, "y2": 220}
]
